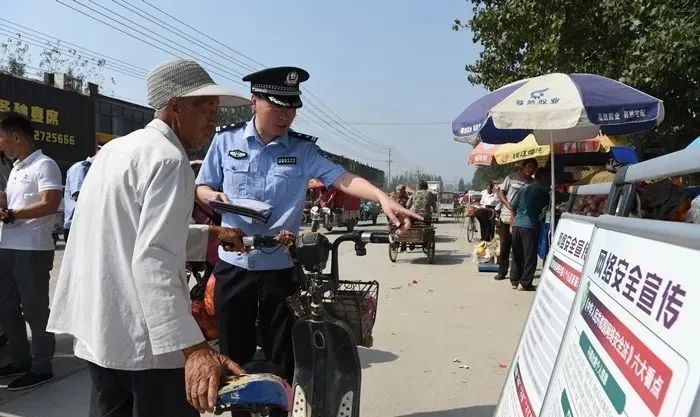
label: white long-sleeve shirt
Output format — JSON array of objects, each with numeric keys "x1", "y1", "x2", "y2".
[
  {"x1": 47, "y1": 119, "x2": 210, "y2": 370},
  {"x1": 480, "y1": 189, "x2": 500, "y2": 207}
]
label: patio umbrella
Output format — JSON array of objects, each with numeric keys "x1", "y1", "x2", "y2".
[
  {"x1": 467, "y1": 141, "x2": 500, "y2": 165},
  {"x1": 453, "y1": 73, "x2": 664, "y2": 239},
  {"x1": 492, "y1": 134, "x2": 613, "y2": 165}
]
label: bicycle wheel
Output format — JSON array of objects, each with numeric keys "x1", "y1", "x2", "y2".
[
  {"x1": 388, "y1": 242, "x2": 399, "y2": 262},
  {"x1": 426, "y1": 242, "x2": 436, "y2": 264},
  {"x1": 467, "y1": 217, "x2": 477, "y2": 242}
]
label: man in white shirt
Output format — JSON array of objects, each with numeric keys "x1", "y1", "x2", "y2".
[
  {"x1": 47, "y1": 59, "x2": 251, "y2": 416},
  {"x1": 0, "y1": 112, "x2": 63, "y2": 390},
  {"x1": 475, "y1": 182, "x2": 500, "y2": 241}
]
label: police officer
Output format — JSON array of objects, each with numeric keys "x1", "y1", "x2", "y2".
[{"x1": 195, "y1": 67, "x2": 417, "y2": 387}]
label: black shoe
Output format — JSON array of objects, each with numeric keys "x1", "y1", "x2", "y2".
[
  {"x1": 493, "y1": 275, "x2": 507, "y2": 281},
  {"x1": 517, "y1": 284, "x2": 537, "y2": 292},
  {"x1": 0, "y1": 364, "x2": 30, "y2": 379},
  {"x1": 7, "y1": 371, "x2": 54, "y2": 391}
]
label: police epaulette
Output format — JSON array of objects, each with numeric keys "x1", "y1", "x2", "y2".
[
  {"x1": 288, "y1": 130, "x2": 318, "y2": 143},
  {"x1": 215, "y1": 122, "x2": 246, "y2": 133}
]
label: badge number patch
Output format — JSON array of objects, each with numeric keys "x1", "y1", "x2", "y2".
[
  {"x1": 228, "y1": 149, "x2": 248, "y2": 159},
  {"x1": 277, "y1": 156, "x2": 297, "y2": 165}
]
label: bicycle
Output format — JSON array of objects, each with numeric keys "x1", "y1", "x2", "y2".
[{"x1": 464, "y1": 204, "x2": 479, "y2": 242}]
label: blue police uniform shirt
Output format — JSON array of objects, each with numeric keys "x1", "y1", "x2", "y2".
[
  {"x1": 63, "y1": 157, "x2": 92, "y2": 229},
  {"x1": 196, "y1": 119, "x2": 346, "y2": 270}
]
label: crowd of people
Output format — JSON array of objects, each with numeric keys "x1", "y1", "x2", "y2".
[
  {"x1": 0, "y1": 58, "x2": 419, "y2": 416},
  {"x1": 465, "y1": 159, "x2": 551, "y2": 292}
]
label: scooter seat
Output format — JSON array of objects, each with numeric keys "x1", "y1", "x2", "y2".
[{"x1": 215, "y1": 373, "x2": 293, "y2": 414}]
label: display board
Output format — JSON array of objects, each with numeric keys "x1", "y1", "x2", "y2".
[
  {"x1": 494, "y1": 218, "x2": 596, "y2": 417},
  {"x1": 539, "y1": 227, "x2": 700, "y2": 417}
]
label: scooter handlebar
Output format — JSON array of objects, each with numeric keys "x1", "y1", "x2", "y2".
[
  {"x1": 242, "y1": 235, "x2": 280, "y2": 249},
  {"x1": 360, "y1": 231, "x2": 394, "y2": 244}
]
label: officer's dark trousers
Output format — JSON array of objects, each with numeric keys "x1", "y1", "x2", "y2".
[
  {"x1": 510, "y1": 226, "x2": 540, "y2": 288},
  {"x1": 214, "y1": 261, "x2": 299, "y2": 381}
]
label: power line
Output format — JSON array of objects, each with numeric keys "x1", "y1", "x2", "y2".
[
  {"x1": 111, "y1": 0, "x2": 251, "y2": 79},
  {"x1": 55, "y1": 0, "x2": 246, "y2": 88},
  {"x1": 292, "y1": 119, "x2": 381, "y2": 163},
  {"x1": 301, "y1": 88, "x2": 390, "y2": 151},
  {"x1": 0, "y1": 17, "x2": 148, "y2": 74},
  {"x1": 300, "y1": 100, "x2": 388, "y2": 152},
  {"x1": 2, "y1": 16, "x2": 365, "y2": 156},
  {"x1": 77, "y1": 0, "x2": 248, "y2": 83},
  {"x1": 132, "y1": 1, "x2": 394, "y2": 155},
  {"x1": 54, "y1": 1, "x2": 412, "y2": 167},
  {"x1": 141, "y1": 0, "x2": 264, "y2": 71},
  {"x1": 0, "y1": 27, "x2": 146, "y2": 80},
  {"x1": 82, "y1": 2, "x2": 385, "y2": 156},
  {"x1": 296, "y1": 118, "x2": 450, "y2": 126}
]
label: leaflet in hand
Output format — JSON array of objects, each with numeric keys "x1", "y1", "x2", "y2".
[{"x1": 207, "y1": 198, "x2": 273, "y2": 223}]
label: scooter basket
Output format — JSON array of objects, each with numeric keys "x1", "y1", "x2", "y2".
[{"x1": 287, "y1": 279, "x2": 379, "y2": 348}]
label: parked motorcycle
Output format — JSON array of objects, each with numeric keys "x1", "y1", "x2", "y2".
[
  {"x1": 359, "y1": 201, "x2": 380, "y2": 225},
  {"x1": 310, "y1": 205, "x2": 358, "y2": 232}
]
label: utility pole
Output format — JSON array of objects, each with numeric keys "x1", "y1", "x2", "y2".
[{"x1": 386, "y1": 147, "x2": 392, "y2": 190}]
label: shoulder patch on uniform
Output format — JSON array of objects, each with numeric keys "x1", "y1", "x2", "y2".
[
  {"x1": 288, "y1": 129, "x2": 318, "y2": 143},
  {"x1": 215, "y1": 122, "x2": 246, "y2": 133}
]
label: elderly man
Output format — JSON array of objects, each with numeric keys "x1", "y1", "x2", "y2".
[
  {"x1": 391, "y1": 184, "x2": 409, "y2": 208},
  {"x1": 0, "y1": 113, "x2": 62, "y2": 390},
  {"x1": 48, "y1": 59, "x2": 251, "y2": 416},
  {"x1": 407, "y1": 180, "x2": 437, "y2": 221}
]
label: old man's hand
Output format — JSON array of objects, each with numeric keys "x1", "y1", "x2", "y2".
[
  {"x1": 211, "y1": 226, "x2": 247, "y2": 252},
  {"x1": 182, "y1": 342, "x2": 245, "y2": 413}
]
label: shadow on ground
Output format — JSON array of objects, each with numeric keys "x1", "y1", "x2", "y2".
[
  {"x1": 405, "y1": 249, "x2": 469, "y2": 266},
  {"x1": 435, "y1": 235, "x2": 458, "y2": 243},
  {"x1": 0, "y1": 335, "x2": 84, "y2": 405},
  {"x1": 358, "y1": 347, "x2": 398, "y2": 369},
  {"x1": 397, "y1": 404, "x2": 496, "y2": 417}
]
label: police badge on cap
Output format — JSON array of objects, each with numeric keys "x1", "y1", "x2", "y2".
[{"x1": 242, "y1": 66, "x2": 309, "y2": 109}]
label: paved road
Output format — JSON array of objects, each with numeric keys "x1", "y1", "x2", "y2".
[{"x1": 0, "y1": 219, "x2": 536, "y2": 417}]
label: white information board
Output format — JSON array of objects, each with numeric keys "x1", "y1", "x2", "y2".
[
  {"x1": 494, "y1": 218, "x2": 596, "y2": 417},
  {"x1": 540, "y1": 227, "x2": 700, "y2": 417}
]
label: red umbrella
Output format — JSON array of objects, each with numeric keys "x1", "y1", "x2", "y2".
[{"x1": 467, "y1": 142, "x2": 500, "y2": 165}]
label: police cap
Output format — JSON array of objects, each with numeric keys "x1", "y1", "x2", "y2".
[{"x1": 243, "y1": 66, "x2": 309, "y2": 109}]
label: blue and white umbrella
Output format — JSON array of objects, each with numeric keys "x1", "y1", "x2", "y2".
[
  {"x1": 452, "y1": 73, "x2": 664, "y2": 144},
  {"x1": 452, "y1": 73, "x2": 664, "y2": 241}
]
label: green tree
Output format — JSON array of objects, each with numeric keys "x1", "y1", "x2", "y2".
[
  {"x1": 389, "y1": 168, "x2": 441, "y2": 191},
  {"x1": 0, "y1": 35, "x2": 30, "y2": 77},
  {"x1": 218, "y1": 106, "x2": 253, "y2": 125},
  {"x1": 458, "y1": 178, "x2": 466, "y2": 191},
  {"x1": 454, "y1": 0, "x2": 700, "y2": 155},
  {"x1": 471, "y1": 164, "x2": 513, "y2": 190},
  {"x1": 38, "y1": 40, "x2": 113, "y2": 92}
]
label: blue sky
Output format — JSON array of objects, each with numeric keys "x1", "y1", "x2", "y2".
[{"x1": 3, "y1": 0, "x2": 485, "y2": 184}]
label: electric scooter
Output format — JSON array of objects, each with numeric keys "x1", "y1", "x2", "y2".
[{"x1": 215, "y1": 230, "x2": 390, "y2": 417}]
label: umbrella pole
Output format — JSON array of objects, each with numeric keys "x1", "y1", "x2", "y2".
[{"x1": 550, "y1": 132, "x2": 556, "y2": 243}]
